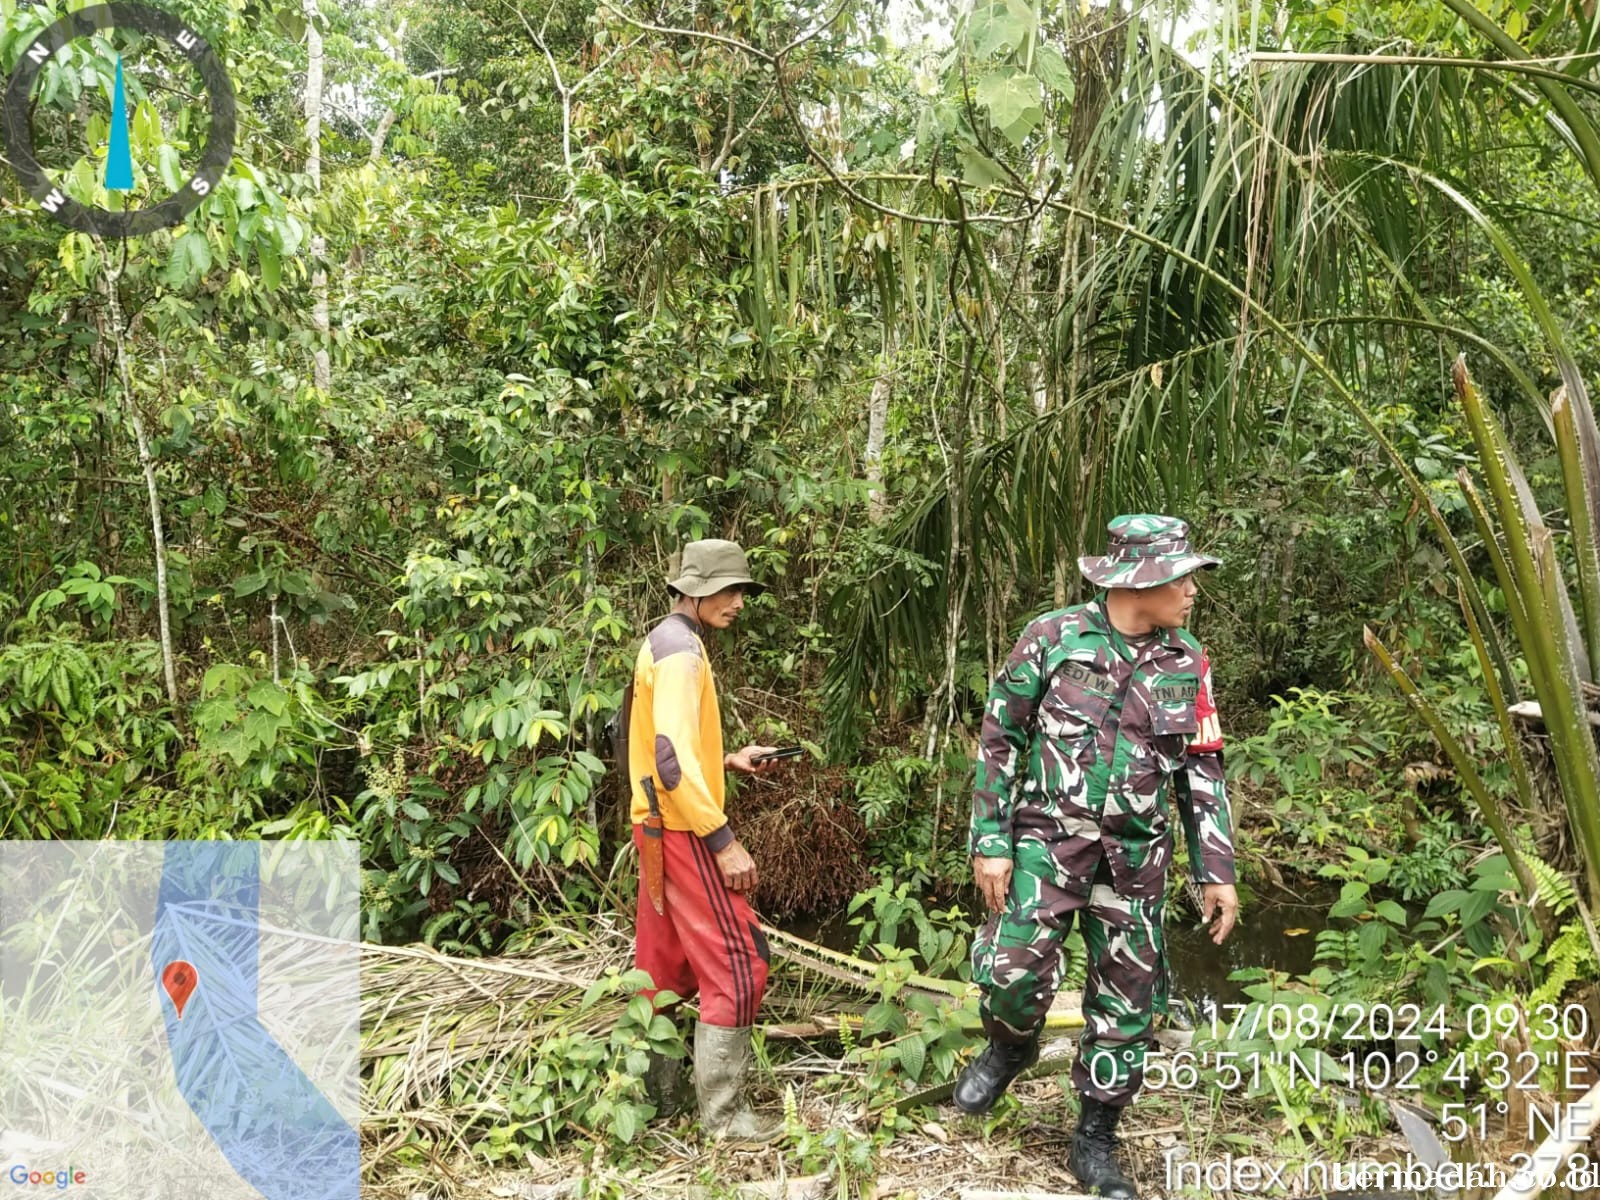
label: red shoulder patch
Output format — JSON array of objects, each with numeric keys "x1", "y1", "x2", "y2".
[{"x1": 1187, "y1": 651, "x2": 1224, "y2": 752}]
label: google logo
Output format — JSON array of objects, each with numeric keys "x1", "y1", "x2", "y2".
[{"x1": 7, "y1": 1167, "x2": 86, "y2": 1188}]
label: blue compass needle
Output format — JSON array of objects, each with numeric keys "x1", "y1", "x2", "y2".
[{"x1": 105, "y1": 54, "x2": 134, "y2": 191}]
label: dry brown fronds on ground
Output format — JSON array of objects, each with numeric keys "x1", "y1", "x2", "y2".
[
  {"x1": 363, "y1": 1061, "x2": 1413, "y2": 1200},
  {"x1": 360, "y1": 928, "x2": 1428, "y2": 1200}
]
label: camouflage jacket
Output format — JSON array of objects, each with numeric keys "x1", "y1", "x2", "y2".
[{"x1": 969, "y1": 598, "x2": 1235, "y2": 899}]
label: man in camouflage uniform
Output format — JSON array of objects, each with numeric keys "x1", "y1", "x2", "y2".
[{"x1": 953, "y1": 515, "x2": 1240, "y2": 1200}]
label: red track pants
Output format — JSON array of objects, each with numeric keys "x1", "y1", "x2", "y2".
[{"x1": 632, "y1": 825, "x2": 770, "y2": 1027}]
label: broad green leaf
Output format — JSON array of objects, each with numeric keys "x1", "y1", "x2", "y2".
[
  {"x1": 156, "y1": 143, "x2": 184, "y2": 192},
  {"x1": 1328, "y1": 894, "x2": 1367, "y2": 919},
  {"x1": 278, "y1": 215, "x2": 305, "y2": 257},
  {"x1": 899, "y1": 1036, "x2": 926, "y2": 1081},
  {"x1": 163, "y1": 230, "x2": 211, "y2": 286},
  {"x1": 259, "y1": 244, "x2": 281, "y2": 289},
  {"x1": 247, "y1": 680, "x2": 288, "y2": 716},
  {"x1": 1460, "y1": 889, "x2": 1501, "y2": 928},
  {"x1": 1469, "y1": 956, "x2": 1518, "y2": 973},
  {"x1": 960, "y1": 148, "x2": 1010, "y2": 186},
  {"x1": 1033, "y1": 44, "x2": 1075, "y2": 100},
  {"x1": 1356, "y1": 921, "x2": 1387, "y2": 961},
  {"x1": 273, "y1": 5, "x2": 307, "y2": 40},
  {"x1": 967, "y1": 1, "x2": 1032, "y2": 57},
  {"x1": 579, "y1": 976, "x2": 611, "y2": 1011},
  {"x1": 212, "y1": 727, "x2": 250, "y2": 767},
  {"x1": 975, "y1": 67, "x2": 1042, "y2": 146},
  {"x1": 626, "y1": 995, "x2": 654, "y2": 1027},
  {"x1": 66, "y1": 157, "x2": 96, "y2": 204},
  {"x1": 242, "y1": 708, "x2": 283, "y2": 747},
  {"x1": 1373, "y1": 900, "x2": 1408, "y2": 926},
  {"x1": 132, "y1": 99, "x2": 161, "y2": 147},
  {"x1": 202, "y1": 663, "x2": 250, "y2": 695},
  {"x1": 1423, "y1": 890, "x2": 1468, "y2": 919},
  {"x1": 163, "y1": 404, "x2": 193, "y2": 442},
  {"x1": 186, "y1": 230, "x2": 213, "y2": 274},
  {"x1": 861, "y1": 1000, "x2": 900, "y2": 1038}
]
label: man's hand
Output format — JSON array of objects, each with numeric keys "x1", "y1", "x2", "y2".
[
  {"x1": 1200, "y1": 883, "x2": 1239, "y2": 944},
  {"x1": 725, "y1": 745, "x2": 783, "y2": 776},
  {"x1": 715, "y1": 839, "x2": 759, "y2": 893},
  {"x1": 972, "y1": 855, "x2": 1013, "y2": 914}
]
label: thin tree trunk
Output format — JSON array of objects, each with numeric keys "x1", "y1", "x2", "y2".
[
  {"x1": 927, "y1": 405, "x2": 973, "y2": 890},
  {"x1": 1026, "y1": 223, "x2": 1049, "y2": 418},
  {"x1": 303, "y1": 0, "x2": 331, "y2": 393},
  {"x1": 1052, "y1": 213, "x2": 1080, "y2": 608},
  {"x1": 924, "y1": 284, "x2": 980, "y2": 888},
  {"x1": 97, "y1": 248, "x2": 178, "y2": 708},
  {"x1": 581, "y1": 439, "x2": 600, "y2": 834},
  {"x1": 367, "y1": 17, "x2": 408, "y2": 165},
  {"x1": 507, "y1": 9, "x2": 645, "y2": 190},
  {"x1": 1063, "y1": 167, "x2": 1099, "y2": 609},
  {"x1": 1028, "y1": 356, "x2": 1048, "y2": 417},
  {"x1": 368, "y1": 109, "x2": 398, "y2": 165},
  {"x1": 864, "y1": 327, "x2": 895, "y2": 523}
]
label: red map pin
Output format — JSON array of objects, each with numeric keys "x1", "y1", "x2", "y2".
[{"x1": 161, "y1": 960, "x2": 199, "y2": 1020}]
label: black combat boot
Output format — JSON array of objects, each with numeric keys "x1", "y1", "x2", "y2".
[
  {"x1": 1068, "y1": 1096, "x2": 1139, "y2": 1199},
  {"x1": 952, "y1": 1026, "x2": 1041, "y2": 1114}
]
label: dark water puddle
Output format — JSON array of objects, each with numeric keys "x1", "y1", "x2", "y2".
[
  {"x1": 781, "y1": 882, "x2": 1334, "y2": 1005},
  {"x1": 1165, "y1": 886, "x2": 1329, "y2": 1003}
]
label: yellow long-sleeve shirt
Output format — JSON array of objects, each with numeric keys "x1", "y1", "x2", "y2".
[{"x1": 627, "y1": 613, "x2": 734, "y2": 850}]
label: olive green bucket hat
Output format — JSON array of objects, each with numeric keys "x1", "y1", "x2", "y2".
[
  {"x1": 1078, "y1": 514, "x2": 1221, "y2": 590},
  {"x1": 667, "y1": 538, "x2": 766, "y2": 598}
]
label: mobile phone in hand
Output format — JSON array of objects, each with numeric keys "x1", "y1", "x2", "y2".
[{"x1": 751, "y1": 746, "x2": 805, "y2": 765}]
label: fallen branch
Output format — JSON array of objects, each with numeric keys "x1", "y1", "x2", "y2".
[
  {"x1": 761, "y1": 924, "x2": 970, "y2": 999},
  {"x1": 768, "y1": 1010, "x2": 1085, "y2": 1043}
]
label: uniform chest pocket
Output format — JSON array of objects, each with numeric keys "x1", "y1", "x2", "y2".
[
  {"x1": 1037, "y1": 660, "x2": 1114, "y2": 745},
  {"x1": 1147, "y1": 674, "x2": 1200, "y2": 770},
  {"x1": 1150, "y1": 700, "x2": 1198, "y2": 738}
]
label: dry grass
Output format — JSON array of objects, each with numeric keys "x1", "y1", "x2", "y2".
[
  {"x1": 358, "y1": 912, "x2": 902, "y2": 1181},
  {"x1": 359, "y1": 917, "x2": 880, "y2": 1085},
  {"x1": 357, "y1": 922, "x2": 1420, "y2": 1200},
  {"x1": 360, "y1": 1047, "x2": 1414, "y2": 1200}
]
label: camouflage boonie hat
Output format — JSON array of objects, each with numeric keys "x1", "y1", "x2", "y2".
[{"x1": 1078, "y1": 514, "x2": 1221, "y2": 590}]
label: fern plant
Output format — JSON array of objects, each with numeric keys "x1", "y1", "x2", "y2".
[{"x1": 1523, "y1": 849, "x2": 1598, "y2": 1013}]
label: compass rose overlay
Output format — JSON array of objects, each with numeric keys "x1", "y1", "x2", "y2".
[{"x1": 1, "y1": 2, "x2": 236, "y2": 237}]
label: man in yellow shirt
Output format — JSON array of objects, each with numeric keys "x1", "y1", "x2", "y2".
[{"x1": 628, "y1": 539, "x2": 788, "y2": 1140}]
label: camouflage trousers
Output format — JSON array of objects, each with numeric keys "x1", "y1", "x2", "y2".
[{"x1": 970, "y1": 845, "x2": 1167, "y2": 1105}]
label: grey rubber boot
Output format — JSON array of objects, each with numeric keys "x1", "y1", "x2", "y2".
[
  {"x1": 693, "y1": 1021, "x2": 782, "y2": 1142},
  {"x1": 643, "y1": 1048, "x2": 692, "y2": 1118}
]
